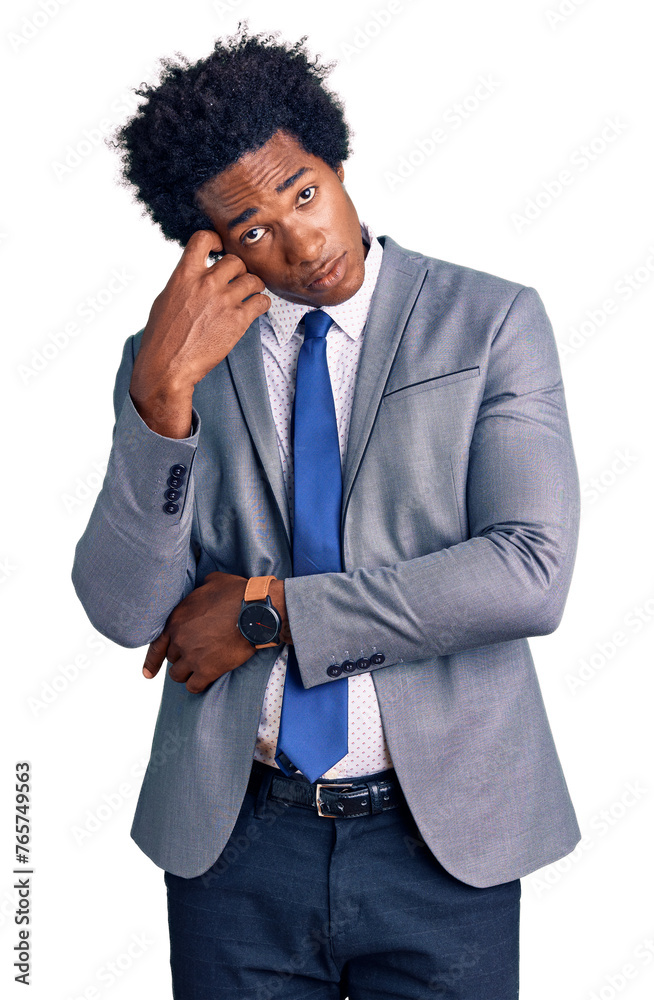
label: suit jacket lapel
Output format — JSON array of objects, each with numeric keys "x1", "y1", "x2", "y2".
[
  {"x1": 225, "y1": 236, "x2": 429, "y2": 555},
  {"x1": 341, "y1": 236, "x2": 428, "y2": 525},
  {"x1": 225, "y1": 316, "x2": 293, "y2": 553}
]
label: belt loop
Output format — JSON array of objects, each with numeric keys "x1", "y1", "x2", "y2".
[
  {"x1": 254, "y1": 768, "x2": 275, "y2": 820},
  {"x1": 367, "y1": 780, "x2": 383, "y2": 815}
]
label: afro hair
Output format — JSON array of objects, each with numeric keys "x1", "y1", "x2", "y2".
[{"x1": 110, "y1": 23, "x2": 353, "y2": 248}]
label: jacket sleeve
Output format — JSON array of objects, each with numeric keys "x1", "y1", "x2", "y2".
[
  {"x1": 283, "y1": 286, "x2": 581, "y2": 688},
  {"x1": 71, "y1": 332, "x2": 201, "y2": 647}
]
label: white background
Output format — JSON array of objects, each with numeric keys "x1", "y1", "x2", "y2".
[{"x1": 2, "y1": 0, "x2": 653, "y2": 997}]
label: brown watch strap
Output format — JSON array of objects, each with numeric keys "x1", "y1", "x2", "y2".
[
  {"x1": 243, "y1": 575, "x2": 279, "y2": 648},
  {"x1": 243, "y1": 575, "x2": 277, "y2": 602}
]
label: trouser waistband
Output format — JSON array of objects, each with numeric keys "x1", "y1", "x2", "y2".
[{"x1": 247, "y1": 758, "x2": 406, "y2": 819}]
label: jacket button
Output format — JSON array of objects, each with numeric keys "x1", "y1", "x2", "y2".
[
  {"x1": 327, "y1": 664, "x2": 343, "y2": 677},
  {"x1": 356, "y1": 657, "x2": 370, "y2": 671},
  {"x1": 370, "y1": 653, "x2": 385, "y2": 665},
  {"x1": 164, "y1": 488, "x2": 181, "y2": 501},
  {"x1": 163, "y1": 502, "x2": 179, "y2": 515},
  {"x1": 170, "y1": 464, "x2": 186, "y2": 478},
  {"x1": 167, "y1": 475, "x2": 184, "y2": 488},
  {"x1": 341, "y1": 659, "x2": 356, "y2": 673}
]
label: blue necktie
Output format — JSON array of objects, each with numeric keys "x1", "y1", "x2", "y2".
[{"x1": 275, "y1": 309, "x2": 349, "y2": 783}]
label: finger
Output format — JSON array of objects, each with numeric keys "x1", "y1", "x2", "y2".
[
  {"x1": 167, "y1": 658, "x2": 194, "y2": 685},
  {"x1": 239, "y1": 290, "x2": 272, "y2": 322},
  {"x1": 142, "y1": 633, "x2": 170, "y2": 679},
  {"x1": 186, "y1": 672, "x2": 211, "y2": 695},
  {"x1": 226, "y1": 271, "x2": 267, "y2": 302},
  {"x1": 180, "y1": 229, "x2": 224, "y2": 270},
  {"x1": 208, "y1": 252, "x2": 248, "y2": 284}
]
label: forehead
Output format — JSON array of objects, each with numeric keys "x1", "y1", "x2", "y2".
[{"x1": 195, "y1": 131, "x2": 324, "y2": 226}]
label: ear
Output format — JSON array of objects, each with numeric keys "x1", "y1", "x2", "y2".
[{"x1": 336, "y1": 163, "x2": 345, "y2": 183}]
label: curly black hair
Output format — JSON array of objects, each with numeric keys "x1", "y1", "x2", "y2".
[{"x1": 110, "y1": 23, "x2": 353, "y2": 247}]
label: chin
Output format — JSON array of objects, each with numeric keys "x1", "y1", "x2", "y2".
[
  {"x1": 317, "y1": 283, "x2": 358, "y2": 306},
  {"x1": 320, "y1": 264, "x2": 366, "y2": 306},
  {"x1": 332, "y1": 268, "x2": 366, "y2": 304}
]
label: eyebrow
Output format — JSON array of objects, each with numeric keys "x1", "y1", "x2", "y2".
[
  {"x1": 226, "y1": 167, "x2": 310, "y2": 231},
  {"x1": 275, "y1": 166, "x2": 309, "y2": 194}
]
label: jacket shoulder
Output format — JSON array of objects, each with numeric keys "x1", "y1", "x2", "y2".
[{"x1": 378, "y1": 234, "x2": 527, "y2": 306}]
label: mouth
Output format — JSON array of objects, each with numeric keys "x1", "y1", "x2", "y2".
[{"x1": 306, "y1": 252, "x2": 347, "y2": 291}]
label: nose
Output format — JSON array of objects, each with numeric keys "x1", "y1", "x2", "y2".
[{"x1": 282, "y1": 221, "x2": 325, "y2": 269}]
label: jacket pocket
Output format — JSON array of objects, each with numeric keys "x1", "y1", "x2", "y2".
[{"x1": 382, "y1": 365, "x2": 480, "y2": 401}]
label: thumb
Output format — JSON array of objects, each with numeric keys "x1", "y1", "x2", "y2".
[
  {"x1": 183, "y1": 229, "x2": 223, "y2": 269},
  {"x1": 142, "y1": 633, "x2": 170, "y2": 679}
]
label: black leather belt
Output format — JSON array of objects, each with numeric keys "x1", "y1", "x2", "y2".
[{"x1": 248, "y1": 758, "x2": 405, "y2": 819}]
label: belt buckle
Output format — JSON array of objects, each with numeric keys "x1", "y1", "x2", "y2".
[{"x1": 315, "y1": 782, "x2": 355, "y2": 818}]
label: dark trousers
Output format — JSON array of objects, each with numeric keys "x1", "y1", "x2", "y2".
[{"x1": 165, "y1": 761, "x2": 520, "y2": 999}]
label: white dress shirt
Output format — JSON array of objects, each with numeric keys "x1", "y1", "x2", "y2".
[{"x1": 252, "y1": 221, "x2": 394, "y2": 780}]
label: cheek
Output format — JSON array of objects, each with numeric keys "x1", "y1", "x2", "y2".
[
  {"x1": 225, "y1": 240, "x2": 269, "y2": 271},
  {"x1": 246, "y1": 256, "x2": 285, "y2": 287}
]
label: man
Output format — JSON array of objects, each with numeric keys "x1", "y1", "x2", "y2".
[{"x1": 72, "y1": 25, "x2": 581, "y2": 999}]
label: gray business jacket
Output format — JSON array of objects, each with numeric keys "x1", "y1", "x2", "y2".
[{"x1": 72, "y1": 235, "x2": 581, "y2": 888}]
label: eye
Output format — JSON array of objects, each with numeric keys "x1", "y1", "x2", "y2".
[
  {"x1": 297, "y1": 186, "x2": 316, "y2": 205},
  {"x1": 241, "y1": 227, "x2": 266, "y2": 246}
]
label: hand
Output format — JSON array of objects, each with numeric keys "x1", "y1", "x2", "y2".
[
  {"x1": 129, "y1": 230, "x2": 271, "y2": 438},
  {"x1": 141, "y1": 571, "x2": 258, "y2": 694}
]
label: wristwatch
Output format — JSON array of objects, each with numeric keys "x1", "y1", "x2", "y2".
[{"x1": 237, "y1": 575, "x2": 283, "y2": 649}]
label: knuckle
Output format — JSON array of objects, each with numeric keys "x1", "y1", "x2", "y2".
[
  {"x1": 220, "y1": 253, "x2": 245, "y2": 269},
  {"x1": 185, "y1": 230, "x2": 208, "y2": 249},
  {"x1": 191, "y1": 228, "x2": 215, "y2": 242},
  {"x1": 248, "y1": 292, "x2": 270, "y2": 313}
]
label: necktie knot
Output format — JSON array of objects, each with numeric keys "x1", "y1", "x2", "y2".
[{"x1": 303, "y1": 309, "x2": 333, "y2": 340}]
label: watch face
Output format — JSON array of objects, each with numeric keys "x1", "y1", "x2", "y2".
[{"x1": 239, "y1": 604, "x2": 279, "y2": 645}]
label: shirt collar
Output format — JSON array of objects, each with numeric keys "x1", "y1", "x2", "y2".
[{"x1": 263, "y1": 221, "x2": 383, "y2": 346}]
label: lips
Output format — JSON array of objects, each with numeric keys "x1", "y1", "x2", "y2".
[{"x1": 306, "y1": 252, "x2": 347, "y2": 290}]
